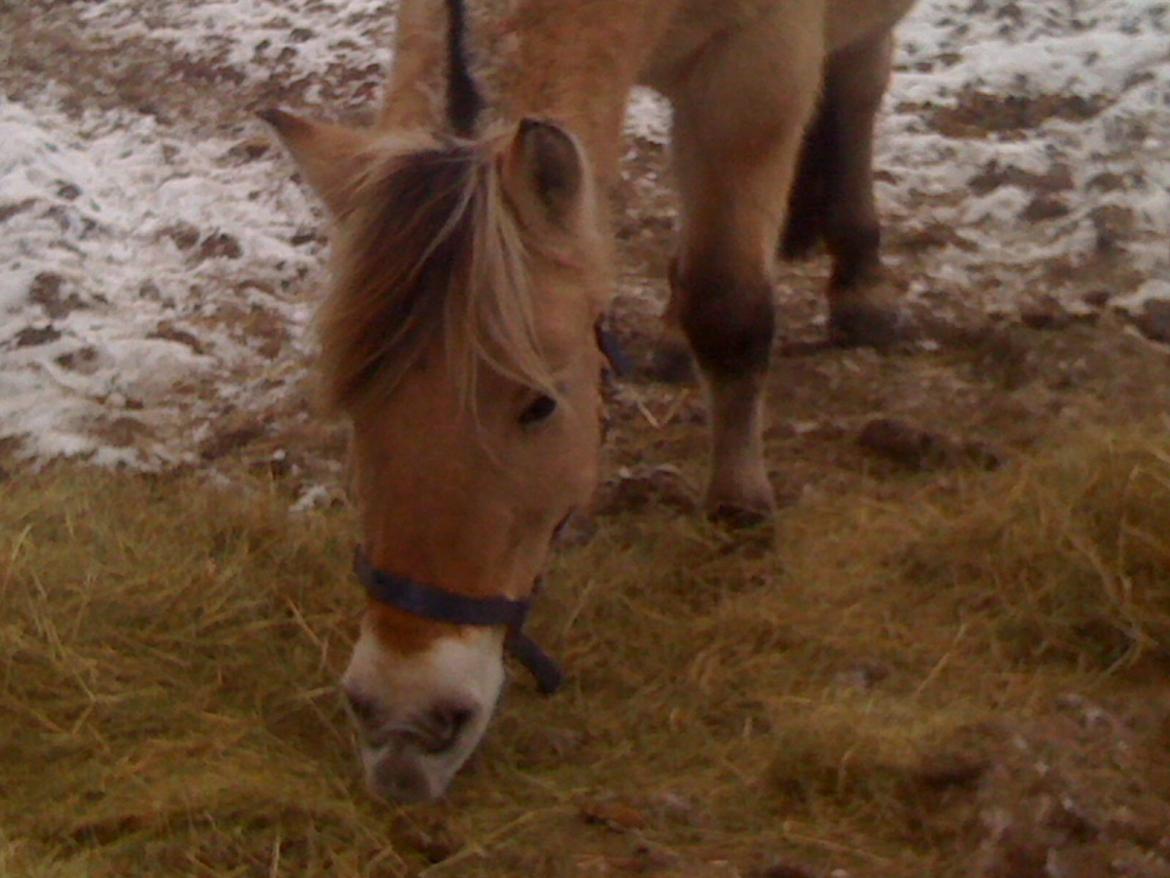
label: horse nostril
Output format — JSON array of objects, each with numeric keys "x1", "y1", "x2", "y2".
[
  {"x1": 421, "y1": 701, "x2": 475, "y2": 753},
  {"x1": 343, "y1": 686, "x2": 380, "y2": 725},
  {"x1": 437, "y1": 703, "x2": 474, "y2": 735}
]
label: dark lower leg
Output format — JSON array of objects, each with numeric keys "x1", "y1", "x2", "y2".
[
  {"x1": 675, "y1": 262, "x2": 776, "y2": 520},
  {"x1": 820, "y1": 34, "x2": 904, "y2": 347}
]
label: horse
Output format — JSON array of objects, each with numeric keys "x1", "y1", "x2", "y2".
[{"x1": 264, "y1": 0, "x2": 917, "y2": 802}]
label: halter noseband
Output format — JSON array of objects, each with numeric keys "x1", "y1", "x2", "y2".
[{"x1": 353, "y1": 547, "x2": 564, "y2": 695}]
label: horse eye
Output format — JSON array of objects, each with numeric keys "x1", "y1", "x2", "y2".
[{"x1": 519, "y1": 394, "x2": 557, "y2": 426}]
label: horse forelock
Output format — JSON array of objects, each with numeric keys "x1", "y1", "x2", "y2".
[{"x1": 318, "y1": 137, "x2": 559, "y2": 417}]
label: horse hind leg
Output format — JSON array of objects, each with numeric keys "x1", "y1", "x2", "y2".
[
  {"x1": 668, "y1": 23, "x2": 822, "y2": 522},
  {"x1": 780, "y1": 91, "x2": 835, "y2": 262},
  {"x1": 788, "y1": 31, "x2": 906, "y2": 348}
]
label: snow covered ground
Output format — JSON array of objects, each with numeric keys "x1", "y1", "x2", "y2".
[{"x1": 1, "y1": 0, "x2": 1168, "y2": 469}]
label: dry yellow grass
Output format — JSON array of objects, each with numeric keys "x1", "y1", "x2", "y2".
[{"x1": 2, "y1": 422, "x2": 1169, "y2": 877}]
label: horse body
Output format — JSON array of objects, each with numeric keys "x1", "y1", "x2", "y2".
[{"x1": 266, "y1": 0, "x2": 916, "y2": 801}]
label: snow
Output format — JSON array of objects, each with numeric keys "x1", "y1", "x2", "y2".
[
  {"x1": 876, "y1": 0, "x2": 1170, "y2": 310},
  {"x1": 0, "y1": 92, "x2": 322, "y2": 467},
  {"x1": 1, "y1": 0, "x2": 1168, "y2": 469}
]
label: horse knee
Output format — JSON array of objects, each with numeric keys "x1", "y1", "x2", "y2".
[{"x1": 672, "y1": 261, "x2": 775, "y2": 378}]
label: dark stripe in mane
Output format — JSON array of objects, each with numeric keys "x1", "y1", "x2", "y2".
[
  {"x1": 445, "y1": 0, "x2": 484, "y2": 137},
  {"x1": 318, "y1": 138, "x2": 554, "y2": 414},
  {"x1": 320, "y1": 146, "x2": 479, "y2": 410}
]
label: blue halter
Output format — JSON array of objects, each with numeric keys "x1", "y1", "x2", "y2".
[{"x1": 353, "y1": 547, "x2": 564, "y2": 695}]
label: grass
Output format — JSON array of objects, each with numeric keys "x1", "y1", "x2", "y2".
[{"x1": 2, "y1": 423, "x2": 1169, "y2": 877}]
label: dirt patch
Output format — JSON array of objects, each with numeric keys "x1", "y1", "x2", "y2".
[
  {"x1": 922, "y1": 89, "x2": 1110, "y2": 139},
  {"x1": 12, "y1": 325, "x2": 61, "y2": 348},
  {"x1": 28, "y1": 271, "x2": 85, "y2": 319},
  {"x1": 968, "y1": 161, "x2": 1074, "y2": 197},
  {"x1": 149, "y1": 321, "x2": 207, "y2": 355}
]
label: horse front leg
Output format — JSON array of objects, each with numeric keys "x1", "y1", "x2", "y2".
[{"x1": 667, "y1": 21, "x2": 821, "y2": 522}]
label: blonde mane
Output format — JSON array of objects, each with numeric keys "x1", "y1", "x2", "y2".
[{"x1": 317, "y1": 135, "x2": 558, "y2": 414}]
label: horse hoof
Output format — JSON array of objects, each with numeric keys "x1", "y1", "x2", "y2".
[
  {"x1": 706, "y1": 499, "x2": 774, "y2": 528},
  {"x1": 828, "y1": 301, "x2": 914, "y2": 350}
]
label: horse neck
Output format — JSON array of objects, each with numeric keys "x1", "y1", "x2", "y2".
[
  {"x1": 380, "y1": 0, "x2": 678, "y2": 186},
  {"x1": 492, "y1": 0, "x2": 677, "y2": 181}
]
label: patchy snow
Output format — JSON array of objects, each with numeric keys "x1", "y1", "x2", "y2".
[
  {"x1": 0, "y1": 91, "x2": 322, "y2": 467},
  {"x1": 1, "y1": 0, "x2": 1168, "y2": 470},
  {"x1": 881, "y1": 0, "x2": 1170, "y2": 313}
]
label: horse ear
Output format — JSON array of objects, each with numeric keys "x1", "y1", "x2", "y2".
[
  {"x1": 502, "y1": 118, "x2": 586, "y2": 227},
  {"x1": 259, "y1": 109, "x2": 374, "y2": 215}
]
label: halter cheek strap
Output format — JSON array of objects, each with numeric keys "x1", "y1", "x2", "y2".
[{"x1": 353, "y1": 547, "x2": 564, "y2": 695}]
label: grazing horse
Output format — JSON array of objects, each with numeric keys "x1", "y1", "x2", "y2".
[{"x1": 264, "y1": 0, "x2": 917, "y2": 801}]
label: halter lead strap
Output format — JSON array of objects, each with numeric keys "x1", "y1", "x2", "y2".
[{"x1": 353, "y1": 548, "x2": 563, "y2": 695}]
